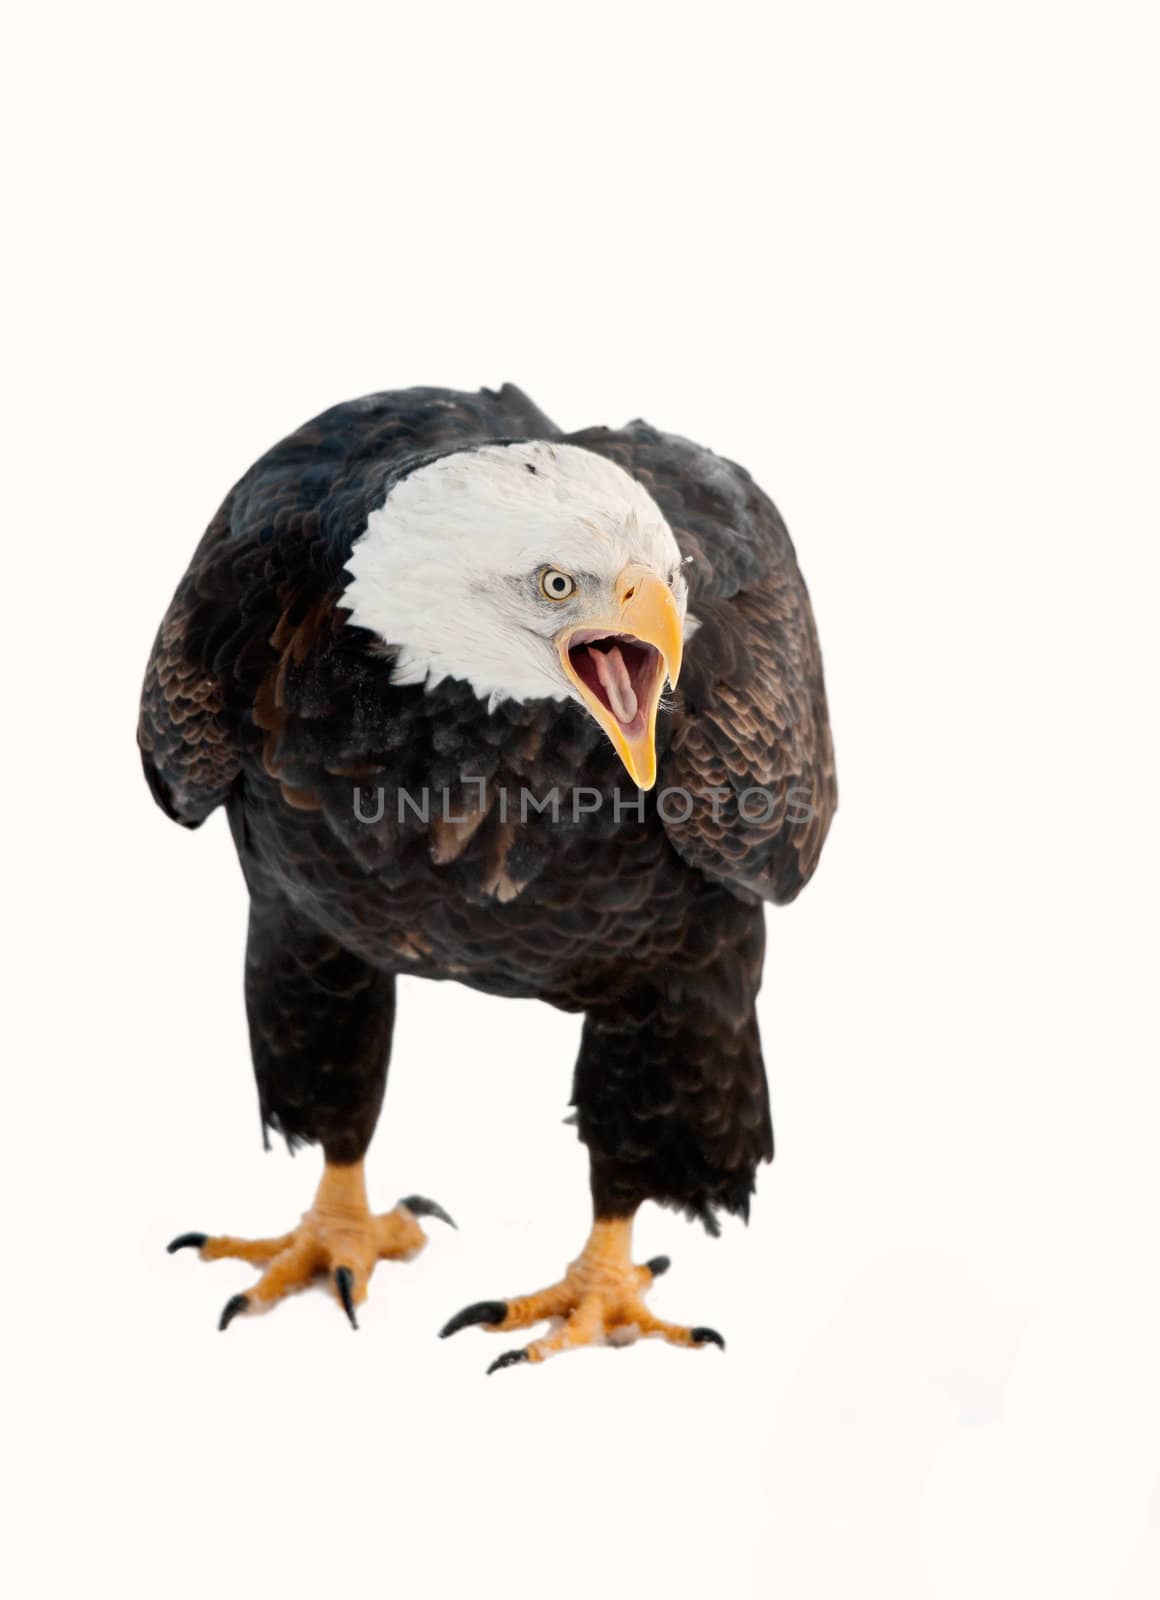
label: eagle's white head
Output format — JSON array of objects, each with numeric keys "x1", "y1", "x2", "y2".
[{"x1": 342, "y1": 440, "x2": 689, "y2": 788}]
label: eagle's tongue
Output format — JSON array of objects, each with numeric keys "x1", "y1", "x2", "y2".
[{"x1": 593, "y1": 643, "x2": 638, "y2": 725}]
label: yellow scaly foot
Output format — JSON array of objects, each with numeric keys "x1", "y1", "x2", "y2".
[
  {"x1": 167, "y1": 1159, "x2": 454, "y2": 1329},
  {"x1": 440, "y1": 1216, "x2": 724, "y2": 1372}
]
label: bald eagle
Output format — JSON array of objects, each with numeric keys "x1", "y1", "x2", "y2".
[{"x1": 141, "y1": 384, "x2": 836, "y2": 1368}]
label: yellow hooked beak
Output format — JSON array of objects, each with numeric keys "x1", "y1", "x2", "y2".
[{"x1": 556, "y1": 564, "x2": 684, "y2": 790}]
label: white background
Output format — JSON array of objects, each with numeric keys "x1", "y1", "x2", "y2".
[{"x1": 4, "y1": 3, "x2": 1157, "y2": 1596}]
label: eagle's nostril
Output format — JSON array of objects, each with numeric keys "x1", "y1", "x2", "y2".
[{"x1": 622, "y1": 585, "x2": 635, "y2": 602}]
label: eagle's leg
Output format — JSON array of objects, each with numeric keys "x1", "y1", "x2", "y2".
[
  {"x1": 440, "y1": 1214, "x2": 723, "y2": 1371},
  {"x1": 443, "y1": 906, "x2": 769, "y2": 1372},
  {"x1": 167, "y1": 890, "x2": 452, "y2": 1329},
  {"x1": 168, "y1": 1162, "x2": 454, "y2": 1329}
]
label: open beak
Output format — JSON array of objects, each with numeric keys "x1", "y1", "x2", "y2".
[{"x1": 556, "y1": 565, "x2": 684, "y2": 790}]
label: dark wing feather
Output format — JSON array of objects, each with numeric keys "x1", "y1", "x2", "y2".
[
  {"x1": 138, "y1": 384, "x2": 561, "y2": 829},
  {"x1": 138, "y1": 497, "x2": 242, "y2": 826},
  {"x1": 566, "y1": 420, "x2": 837, "y2": 903}
]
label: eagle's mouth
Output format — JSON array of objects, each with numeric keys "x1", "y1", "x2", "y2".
[
  {"x1": 555, "y1": 566, "x2": 683, "y2": 790},
  {"x1": 566, "y1": 629, "x2": 662, "y2": 740}
]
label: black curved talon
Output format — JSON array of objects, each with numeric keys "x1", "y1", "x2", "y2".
[
  {"x1": 334, "y1": 1266, "x2": 359, "y2": 1330},
  {"x1": 487, "y1": 1349, "x2": 530, "y2": 1376},
  {"x1": 399, "y1": 1195, "x2": 457, "y2": 1229},
  {"x1": 645, "y1": 1255, "x2": 671, "y2": 1278},
  {"x1": 218, "y1": 1293, "x2": 249, "y2": 1331},
  {"x1": 439, "y1": 1300, "x2": 507, "y2": 1338},
  {"x1": 167, "y1": 1232, "x2": 208, "y2": 1255},
  {"x1": 691, "y1": 1326, "x2": 726, "y2": 1350}
]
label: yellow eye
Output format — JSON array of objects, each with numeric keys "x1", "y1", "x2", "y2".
[{"x1": 540, "y1": 567, "x2": 577, "y2": 601}]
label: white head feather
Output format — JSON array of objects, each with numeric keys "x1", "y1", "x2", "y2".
[{"x1": 342, "y1": 440, "x2": 688, "y2": 709}]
